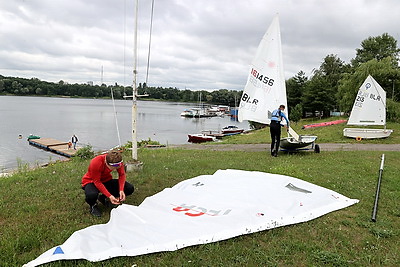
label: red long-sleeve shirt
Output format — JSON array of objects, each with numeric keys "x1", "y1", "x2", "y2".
[{"x1": 81, "y1": 154, "x2": 126, "y2": 198}]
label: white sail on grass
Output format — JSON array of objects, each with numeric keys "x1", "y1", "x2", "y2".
[
  {"x1": 238, "y1": 15, "x2": 287, "y2": 124},
  {"x1": 347, "y1": 75, "x2": 387, "y2": 126},
  {"x1": 24, "y1": 169, "x2": 358, "y2": 266}
]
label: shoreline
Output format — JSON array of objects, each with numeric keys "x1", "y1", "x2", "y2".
[{"x1": 3, "y1": 142, "x2": 399, "y2": 177}]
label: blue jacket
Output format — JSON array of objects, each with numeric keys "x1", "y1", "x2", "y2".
[{"x1": 271, "y1": 109, "x2": 289, "y2": 127}]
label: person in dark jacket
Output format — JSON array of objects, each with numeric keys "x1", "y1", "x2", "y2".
[{"x1": 270, "y1": 105, "x2": 289, "y2": 157}]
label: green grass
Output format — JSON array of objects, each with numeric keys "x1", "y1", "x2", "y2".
[
  {"x1": 219, "y1": 117, "x2": 400, "y2": 144},
  {"x1": 1, "y1": 148, "x2": 399, "y2": 266}
]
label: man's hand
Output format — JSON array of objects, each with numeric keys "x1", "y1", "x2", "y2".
[
  {"x1": 109, "y1": 195, "x2": 121, "y2": 205},
  {"x1": 119, "y1": 191, "x2": 126, "y2": 202}
]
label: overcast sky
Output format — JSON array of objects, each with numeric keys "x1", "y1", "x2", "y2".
[{"x1": 1, "y1": 0, "x2": 399, "y2": 91}]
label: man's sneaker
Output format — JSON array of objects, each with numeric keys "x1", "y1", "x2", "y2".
[{"x1": 90, "y1": 204, "x2": 102, "y2": 217}]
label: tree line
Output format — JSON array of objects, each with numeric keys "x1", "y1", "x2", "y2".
[
  {"x1": 0, "y1": 76, "x2": 241, "y2": 107},
  {"x1": 1, "y1": 33, "x2": 399, "y2": 121}
]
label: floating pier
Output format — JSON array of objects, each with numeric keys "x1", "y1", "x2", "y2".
[{"x1": 28, "y1": 138, "x2": 79, "y2": 158}]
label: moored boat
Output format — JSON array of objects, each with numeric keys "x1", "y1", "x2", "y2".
[
  {"x1": 27, "y1": 134, "x2": 41, "y2": 140},
  {"x1": 187, "y1": 134, "x2": 216, "y2": 143},
  {"x1": 221, "y1": 125, "x2": 244, "y2": 135}
]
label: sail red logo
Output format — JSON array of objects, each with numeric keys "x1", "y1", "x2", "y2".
[
  {"x1": 251, "y1": 68, "x2": 274, "y2": 86},
  {"x1": 172, "y1": 204, "x2": 232, "y2": 217}
]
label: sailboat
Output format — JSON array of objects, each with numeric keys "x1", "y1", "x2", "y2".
[
  {"x1": 238, "y1": 15, "x2": 318, "y2": 152},
  {"x1": 343, "y1": 75, "x2": 393, "y2": 139}
]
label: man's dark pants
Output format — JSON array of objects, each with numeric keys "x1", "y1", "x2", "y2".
[
  {"x1": 270, "y1": 121, "x2": 281, "y2": 156},
  {"x1": 83, "y1": 180, "x2": 134, "y2": 206}
]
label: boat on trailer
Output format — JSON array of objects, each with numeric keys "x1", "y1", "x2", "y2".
[
  {"x1": 343, "y1": 75, "x2": 393, "y2": 140},
  {"x1": 280, "y1": 127, "x2": 319, "y2": 152}
]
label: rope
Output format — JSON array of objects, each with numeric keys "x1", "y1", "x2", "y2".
[{"x1": 145, "y1": 0, "x2": 155, "y2": 85}]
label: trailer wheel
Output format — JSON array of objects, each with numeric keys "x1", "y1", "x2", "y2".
[{"x1": 314, "y1": 144, "x2": 320, "y2": 153}]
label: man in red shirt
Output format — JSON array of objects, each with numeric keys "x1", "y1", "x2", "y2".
[{"x1": 82, "y1": 151, "x2": 134, "y2": 217}]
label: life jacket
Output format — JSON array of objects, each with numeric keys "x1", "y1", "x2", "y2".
[{"x1": 271, "y1": 109, "x2": 282, "y2": 121}]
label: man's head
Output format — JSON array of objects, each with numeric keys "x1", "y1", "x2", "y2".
[
  {"x1": 279, "y1": 104, "x2": 285, "y2": 110},
  {"x1": 106, "y1": 151, "x2": 123, "y2": 167}
]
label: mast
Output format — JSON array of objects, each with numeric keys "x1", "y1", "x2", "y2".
[{"x1": 131, "y1": 0, "x2": 139, "y2": 160}]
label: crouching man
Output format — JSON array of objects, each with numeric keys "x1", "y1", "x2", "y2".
[{"x1": 81, "y1": 151, "x2": 134, "y2": 217}]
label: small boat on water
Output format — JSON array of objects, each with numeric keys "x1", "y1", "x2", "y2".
[
  {"x1": 180, "y1": 108, "x2": 217, "y2": 118},
  {"x1": 188, "y1": 134, "x2": 216, "y2": 143},
  {"x1": 200, "y1": 125, "x2": 244, "y2": 139},
  {"x1": 27, "y1": 134, "x2": 41, "y2": 140},
  {"x1": 201, "y1": 130, "x2": 225, "y2": 139},
  {"x1": 221, "y1": 125, "x2": 244, "y2": 135}
]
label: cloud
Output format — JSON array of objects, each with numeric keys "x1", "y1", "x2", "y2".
[{"x1": 0, "y1": 0, "x2": 399, "y2": 90}]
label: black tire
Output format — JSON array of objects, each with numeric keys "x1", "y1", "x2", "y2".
[{"x1": 314, "y1": 144, "x2": 320, "y2": 153}]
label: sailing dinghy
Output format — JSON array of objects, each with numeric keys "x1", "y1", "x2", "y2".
[
  {"x1": 343, "y1": 75, "x2": 393, "y2": 139},
  {"x1": 238, "y1": 15, "x2": 318, "y2": 152}
]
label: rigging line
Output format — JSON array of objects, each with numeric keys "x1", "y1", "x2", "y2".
[
  {"x1": 111, "y1": 87, "x2": 122, "y2": 147},
  {"x1": 123, "y1": 0, "x2": 127, "y2": 91},
  {"x1": 145, "y1": 0, "x2": 155, "y2": 85}
]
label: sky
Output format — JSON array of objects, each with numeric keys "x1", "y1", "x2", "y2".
[{"x1": 1, "y1": 0, "x2": 399, "y2": 91}]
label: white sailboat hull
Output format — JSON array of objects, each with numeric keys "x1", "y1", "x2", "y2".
[
  {"x1": 343, "y1": 128, "x2": 393, "y2": 139},
  {"x1": 280, "y1": 135, "x2": 318, "y2": 149}
]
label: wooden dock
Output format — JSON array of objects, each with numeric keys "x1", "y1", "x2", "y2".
[{"x1": 28, "y1": 138, "x2": 79, "y2": 158}]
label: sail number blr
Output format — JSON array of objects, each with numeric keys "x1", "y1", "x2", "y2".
[{"x1": 241, "y1": 93, "x2": 258, "y2": 105}]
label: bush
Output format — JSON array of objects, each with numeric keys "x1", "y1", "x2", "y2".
[
  {"x1": 74, "y1": 145, "x2": 95, "y2": 159},
  {"x1": 387, "y1": 99, "x2": 400, "y2": 122},
  {"x1": 290, "y1": 104, "x2": 303, "y2": 123}
]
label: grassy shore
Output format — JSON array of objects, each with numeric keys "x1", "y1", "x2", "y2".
[
  {"x1": 1, "y1": 118, "x2": 400, "y2": 266},
  {"x1": 1, "y1": 146, "x2": 399, "y2": 266}
]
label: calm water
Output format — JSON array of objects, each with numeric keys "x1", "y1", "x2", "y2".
[{"x1": 0, "y1": 96, "x2": 248, "y2": 173}]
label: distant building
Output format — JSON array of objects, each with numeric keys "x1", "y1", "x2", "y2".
[{"x1": 87, "y1": 81, "x2": 94, "y2": 86}]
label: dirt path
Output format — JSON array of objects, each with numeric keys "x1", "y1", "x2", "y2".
[{"x1": 166, "y1": 143, "x2": 400, "y2": 152}]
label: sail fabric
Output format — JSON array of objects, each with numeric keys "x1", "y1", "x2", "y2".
[
  {"x1": 24, "y1": 169, "x2": 358, "y2": 267},
  {"x1": 348, "y1": 75, "x2": 387, "y2": 126},
  {"x1": 238, "y1": 15, "x2": 287, "y2": 124}
]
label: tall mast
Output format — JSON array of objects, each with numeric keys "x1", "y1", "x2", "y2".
[{"x1": 131, "y1": 0, "x2": 139, "y2": 160}]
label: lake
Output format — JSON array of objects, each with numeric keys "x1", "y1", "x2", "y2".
[{"x1": 0, "y1": 96, "x2": 249, "y2": 174}]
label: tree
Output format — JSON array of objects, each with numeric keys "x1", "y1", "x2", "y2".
[
  {"x1": 290, "y1": 104, "x2": 303, "y2": 123},
  {"x1": 302, "y1": 75, "x2": 332, "y2": 117},
  {"x1": 337, "y1": 57, "x2": 400, "y2": 112},
  {"x1": 302, "y1": 55, "x2": 349, "y2": 117},
  {"x1": 286, "y1": 71, "x2": 308, "y2": 113},
  {"x1": 351, "y1": 33, "x2": 400, "y2": 67},
  {"x1": 11, "y1": 81, "x2": 23, "y2": 94}
]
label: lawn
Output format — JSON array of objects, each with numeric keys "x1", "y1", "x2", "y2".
[{"x1": 1, "y1": 145, "x2": 399, "y2": 266}]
